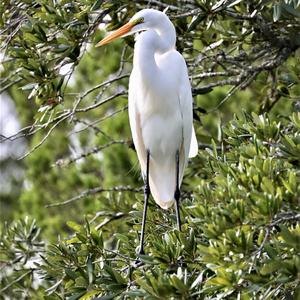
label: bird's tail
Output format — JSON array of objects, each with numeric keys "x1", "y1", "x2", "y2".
[{"x1": 148, "y1": 156, "x2": 184, "y2": 209}]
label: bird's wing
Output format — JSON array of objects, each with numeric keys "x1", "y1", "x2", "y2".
[
  {"x1": 189, "y1": 127, "x2": 198, "y2": 158},
  {"x1": 128, "y1": 73, "x2": 147, "y2": 177},
  {"x1": 178, "y1": 58, "x2": 198, "y2": 172}
]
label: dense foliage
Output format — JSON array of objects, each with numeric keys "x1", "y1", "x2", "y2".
[{"x1": 1, "y1": 0, "x2": 299, "y2": 299}]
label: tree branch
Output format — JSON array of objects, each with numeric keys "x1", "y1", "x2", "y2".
[
  {"x1": 55, "y1": 140, "x2": 130, "y2": 167},
  {"x1": 46, "y1": 186, "x2": 142, "y2": 208}
]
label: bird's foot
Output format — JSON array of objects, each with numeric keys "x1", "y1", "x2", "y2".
[
  {"x1": 133, "y1": 250, "x2": 145, "y2": 268},
  {"x1": 174, "y1": 189, "x2": 180, "y2": 200},
  {"x1": 144, "y1": 184, "x2": 150, "y2": 195},
  {"x1": 177, "y1": 255, "x2": 186, "y2": 268}
]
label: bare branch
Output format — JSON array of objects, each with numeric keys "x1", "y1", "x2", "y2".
[
  {"x1": 46, "y1": 186, "x2": 142, "y2": 208},
  {"x1": 254, "y1": 212, "x2": 300, "y2": 260},
  {"x1": 68, "y1": 106, "x2": 128, "y2": 137},
  {"x1": 55, "y1": 140, "x2": 130, "y2": 167},
  {"x1": 0, "y1": 270, "x2": 33, "y2": 293},
  {"x1": 75, "y1": 91, "x2": 127, "y2": 113},
  {"x1": 75, "y1": 73, "x2": 129, "y2": 103},
  {"x1": 17, "y1": 113, "x2": 70, "y2": 160}
]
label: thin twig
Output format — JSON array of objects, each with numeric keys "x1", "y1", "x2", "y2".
[
  {"x1": 75, "y1": 91, "x2": 127, "y2": 113},
  {"x1": 17, "y1": 113, "x2": 70, "y2": 160},
  {"x1": 46, "y1": 186, "x2": 142, "y2": 208},
  {"x1": 67, "y1": 106, "x2": 128, "y2": 137},
  {"x1": 249, "y1": 212, "x2": 300, "y2": 273},
  {"x1": 55, "y1": 140, "x2": 130, "y2": 167},
  {"x1": 0, "y1": 270, "x2": 33, "y2": 293}
]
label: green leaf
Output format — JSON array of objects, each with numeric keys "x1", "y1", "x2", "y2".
[
  {"x1": 282, "y1": 3, "x2": 300, "y2": 17},
  {"x1": 79, "y1": 290, "x2": 100, "y2": 300},
  {"x1": 138, "y1": 254, "x2": 157, "y2": 264},
  {"x1": 65, "y1": 268, "x2": 78, "y2": 280},
  {"x1": 23, "y1": 32, "x2": 41, "y2": 43},
  {"x1": 206, "y1": 276, "x2": 232, "y2": 287},
  {"x1": 94, "y1": 293, "x2": 121, "y2": 300},
  {"x1": 69, "y1": 291, "x2": 87, "y2": 300},
  {"x1": 104, "y1": 265, "x2": 126, "y2": 285},
  {"x1": 87, "y1": 256, "x2": 94, "y2": 285},
  {"x1": 67, "y1": 221, "x2": 82, "y2": 232},
  {"x1": 273, "y1": 4, "x2": 282, "y2": 22},
  {"x1": 124, "y1": 290, "x2": 147, "y2": 297},
  {"x1": 21, "y1": 83, "x2": 38, "y2": 91},
  {"x1": 91, "y1": 0, "x2": 103, "y2": 11},
  {"x1": 280, "y1": 225, "x2": 300, "y2": 248},
  {"x1": 260, "y1": 261, "x2": 282, "y2": 275},
  {"x1": 191, "y1": 271, "x2": 204, "y2": 289},
  {"x1": 261, "y1": 177, "x2": 274, "y2": 195},
  {"x1": 170, "y1": 274, "x2": 188, "y2": 292}
]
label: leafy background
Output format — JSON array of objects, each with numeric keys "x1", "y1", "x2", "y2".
[{"x1": 0, "y1": 0, "x2": 300, "y2": 299}]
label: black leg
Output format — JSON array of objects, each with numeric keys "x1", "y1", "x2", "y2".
[
  {"x1": 174, "y1": 150, "x2": 181, "y2": 231},
  {"x1": 139, "y1": 151, "x2": 150, "y2": 255}
]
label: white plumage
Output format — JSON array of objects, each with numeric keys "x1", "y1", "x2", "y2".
[{"x1": 97, "y1": 9, "x2": 198, "y2": 210}]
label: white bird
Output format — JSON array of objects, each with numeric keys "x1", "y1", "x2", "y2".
[{"x1": 96, "y1": 8, "x2": 198, "y2": 253}]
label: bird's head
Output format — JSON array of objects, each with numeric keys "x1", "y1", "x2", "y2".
[{"x1": 96, "y1": 9, "x2": 168, "y2": 47}]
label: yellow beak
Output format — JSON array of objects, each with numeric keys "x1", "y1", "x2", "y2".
[{"x1": 95, "y1": 21, "x2": 135, "y2": 47}]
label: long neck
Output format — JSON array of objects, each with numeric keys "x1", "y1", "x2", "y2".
[{"x1": 133, "y1": 20, "x2": 176, "y2": 82}]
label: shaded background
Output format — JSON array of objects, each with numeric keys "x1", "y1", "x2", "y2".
[{"x1": 0, "y1": 0, "x2": 300, "y2": 298}]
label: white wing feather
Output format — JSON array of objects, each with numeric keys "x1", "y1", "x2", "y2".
[
  {"x1": 189, "y1": 127, "x2": 198, "y2": 158},
  {"x1": 128, "y1": 51, "x2": 197, "y2": 209},
  {"x1": 178, "y1": 56, "x2": 198, "y2": 176}
]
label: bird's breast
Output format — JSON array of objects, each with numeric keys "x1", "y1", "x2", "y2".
[
  {"x1": 142, "y1": 112, "x2": 183, "y2": 160},
  {"x1": 132, "y1": 82, "x2": 183, "y2": 158},
  {"x1": 132, "y1": 70, "x2": 179, "y2": 114},
  {"x1": 129, "y1": 55, "x2": 185, "y2": 157}
]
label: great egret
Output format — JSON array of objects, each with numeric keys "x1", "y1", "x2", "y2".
[{"x1": 96, "y1": 9, "x2": 198, "y2": 254}]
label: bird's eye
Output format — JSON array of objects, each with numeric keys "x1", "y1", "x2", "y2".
[{"x1": 133, "y1": 17, "x2": 144, "y2": 25}]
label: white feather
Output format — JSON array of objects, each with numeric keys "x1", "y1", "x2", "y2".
[{"x1": 127, "y1": 9, "x2": 198, "y2": 209}]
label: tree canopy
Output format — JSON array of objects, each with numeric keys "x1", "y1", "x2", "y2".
[{"x1": 0, "y1": 0, "x2": 300, "y2": 299}]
